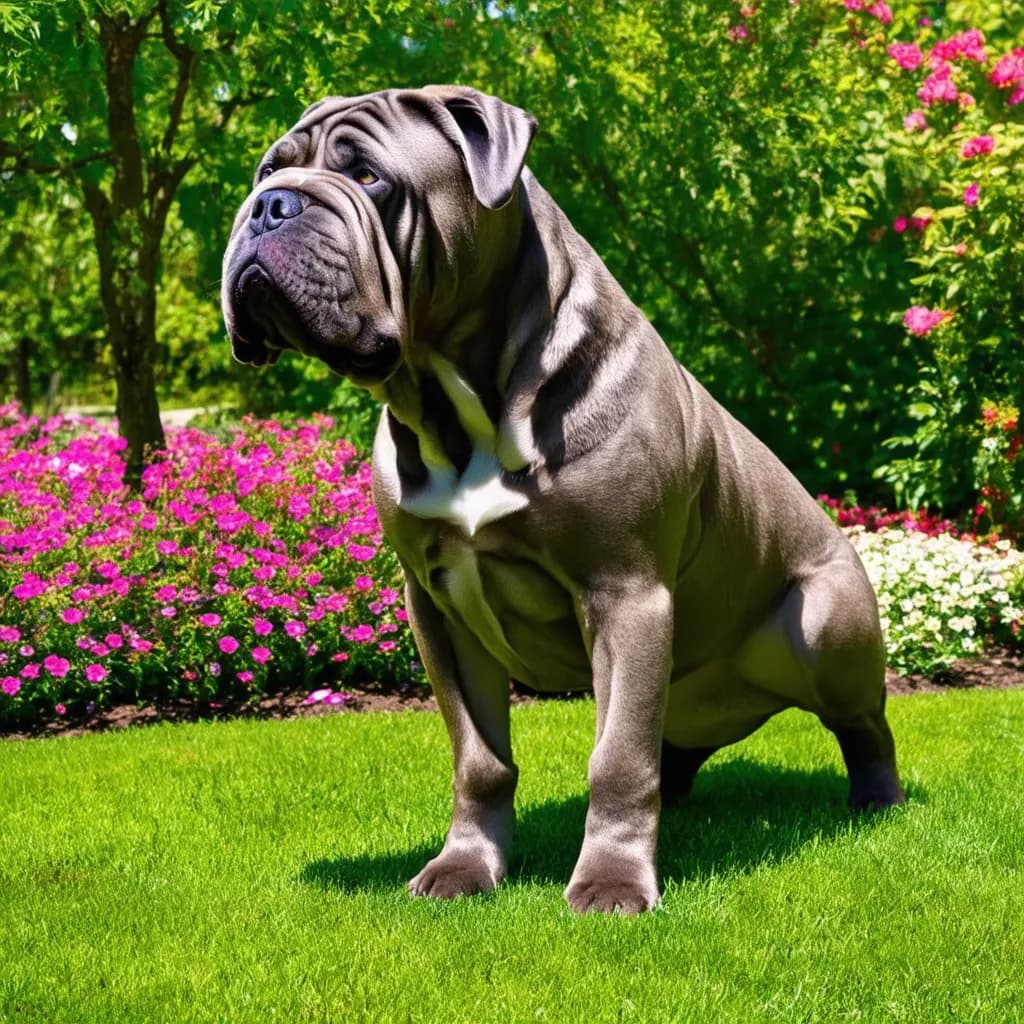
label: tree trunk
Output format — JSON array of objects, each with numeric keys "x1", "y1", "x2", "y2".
[
  {"x1": 14, "y1": 337, "x2": 32, "y2": 413},
  {"x1": 82, "y1": 11, "x2": 167, "y2": 487}
]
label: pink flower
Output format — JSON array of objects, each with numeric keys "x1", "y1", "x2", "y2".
[
  {"x1": 325, "y1": 692, "x2": 351, "y2": 706},
  {"x1": 990, "y1": 48, "x2": 1024, "y2": 88},
  {"x1": 236, "y1": 670, "x2": 255, "y2": 683},
  {"x1": 964, "y1": 181, "x2": 980, "y2": 207},
  {"x1": 346, "y1": 543, "x2": 376, "y2": 562},
  {"x1": 727, "y1": 24, "x2": 749, "y2": 42},
  {"x1": 0, "y1": 626, "x2": 22, "y2": 643},
  {"x1": 888, "y1": 42, "x2": 923, "y2": 71},
  {"x1": 378, "y1": 641, "x2": 398, "y2": 653},
  {"x1": 105, "y1": 633, "x2": 123, "y2": 649},
  {"x1": 251, "y1": 646, "x2": 272, "y2": 664},
  {"x1": 253, "y1": 617, "x2": 274, "y2": 636},
  {"x1": 55, "y1": 704, "x2": 66, "y2": 716},
  {"x1": 892, "y1": 216, "x2": 909, "y2": 233},
  {"x1": 43, "y1": 655, "x2": 71, "y2": 678},
  {"x1": 284, "y1": 620, "x2": 306, "y2": 638},
  {"x1": 960, "y1": 135, "x2": 994, "y2": 159},
  {"x1": 20, "y1": 663, "x2": 40, "y2": 679},
  {"x1": 903, "y1": 306, "x2": 951, "y2": 336},
  {"x1": 160, "y1": 605, "x2": 177, "y2": 618},
  {"x1": 85, "y1": 663, "x2": 108, "y2": 683},
  {"x1": 197, "y1": 613, "x2": 222, "y2": 628},
  {"x1": 218, "y1": 635, "x2": 240, "y2": 654},
  {"x1": 931, "y1": 29, "x2": 986, "y2": 64},
  {"x1": 2, "y1": 676, "x2": 21, "y2": 696},
  {"x1": 844, "y1": 0, "x2": 864, "y2": 9},
  {"x1": 866, "y1": 2, "x2": 891, "y2": 25},
  {"x1": 354, "y1": 576, "x2": 374, "y2": 592},
  {"x1": 304, "y1": 688, "x2": 332, "y2": 704},
  {"x1": 61, "y1": 607, "x2": 86, "y2": 625},
  {"x1": 349, "y1": 624, "x2": 375, "y2": 643},
  {"x1": 918, "y1": 67, "x2": 958, "y2": 106}
]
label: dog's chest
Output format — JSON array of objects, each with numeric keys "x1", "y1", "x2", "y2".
[{"x1": 413, "y1": 526, "x2": 590, "y2": 690}]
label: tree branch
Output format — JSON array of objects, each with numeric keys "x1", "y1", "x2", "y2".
[{"x1": 156, "y1": 0, "x2": 196, "y2": 157}]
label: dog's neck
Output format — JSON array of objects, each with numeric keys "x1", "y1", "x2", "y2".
[{"x1": 370, "y1": 172, "x2": 626, "y2": 535}]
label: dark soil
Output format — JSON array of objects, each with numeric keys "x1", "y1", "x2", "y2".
[{"x1": 4, "y1": 648, "x2": 1024, "y2": 741}]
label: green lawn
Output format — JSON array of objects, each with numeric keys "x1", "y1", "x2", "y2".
[{"x1": 2, "y1": 691, "x2": 1022, "y2": 1023}]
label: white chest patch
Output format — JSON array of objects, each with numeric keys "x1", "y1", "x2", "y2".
[{"x1": 384, "y1": 354, "x2": 531, "y2": 537}]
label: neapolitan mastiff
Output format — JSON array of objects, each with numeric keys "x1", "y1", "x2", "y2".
[{"x1": 222, "y1": 86, "x2": 905, "y2": 914}]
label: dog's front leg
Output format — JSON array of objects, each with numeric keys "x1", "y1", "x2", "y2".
[
  {"x1": 404, "y1": 571, "x2": 517, "y2": 900},
  {"x1": 565, "y1": 581, "x2": 672, "y2": 914}
]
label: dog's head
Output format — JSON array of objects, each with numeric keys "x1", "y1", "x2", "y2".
[{"x1": 221, "y1": 85, "x2": 537, "y2": 385}]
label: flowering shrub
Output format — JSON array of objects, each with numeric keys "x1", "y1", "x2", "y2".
[
  {"x1": 849, "y1": 526, "x2": 1024, "y2": 676},
  {"x1": 844, "y1": 4, "x2": 1024, "y2": 522},
  {"x1": 0, "y1": 407, "x2": 419, "y2": 726}
]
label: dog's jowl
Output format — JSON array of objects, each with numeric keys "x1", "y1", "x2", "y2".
[{"x1": 223, "y1": 85, "x2": 905, "y2": 914}]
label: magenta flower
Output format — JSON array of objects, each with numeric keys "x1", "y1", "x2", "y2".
[
  {"x1": 284, "y1": 620, "x2": 306, "y2": 638},
  {"x1": 61, "y1": 608, "x2": 86, "y2": 625},
  {"x1": 903, "y1": 306, "x2": 951, "y2": 336},
  {"x1": 349, "y1": 624, "x2": 375, "y2": 643},
  {"x1": 325, "y1": 692, "x2": 351, "y2": 706},
  {"x1": 160, "y1": 605, "x2": 177, "y2": 618},
  {"x1": 251, "y1": 646, "x2": 272, "y2": 664},
  {"x1": 354, "y1": 576, "x2": 374, "y2": 592},
  {"x1": 931, "y1": 29, "x2": 986, "y2": 64},
  {"x1": 888, "y1": 42, "x2": 923, "y2": 71},
  {"x1": 305, "y1": 688, "x2": 332, "y2": 704},
  {"x1": 378, "y1": 641, "x2": 398, "y2": 653},
  {"x1": 197, "y1": 613, "x2": 222, "y2": 628},
  {"x1": 346, "y1": 543, "x2": 376, "y2": 562},
  {"x1": 20, "y1": 663, "x2": 40, "y2": 679},
  {"x1": 866, "y1": 2, "x2": 892, "y2": 26},
  {"x1": 918, "y1": 68, "x2": 958, "y2": 106},
  {"x1": 43, "y1": 655, "x2": 71, "y2": 679},
  {"x1": 218, "y1": 635, "x2": 240, "y2": 654},
  {"x1": 0, "y1": 626, "x2": 22, "y2": 643},
  {"x1": 85, "y1": 663, "x2": 108, "y2": 683},
  {"x1": 2, "y1": 676, "x2": 21, "y2": 696},
  {"x1": 892, "y1": 217, "x2": 909, "y2": 234},
  {"x1": 960, "y1": 135, "x2": 994, "y2": 159},
  {"x1": 236, "y1": 670, "x2": 255, "y2": 683},
  {"x1": 964, "y1": 182, "x2": 980, "y2": 207},
  {"x1": 253, "y1": 617, "x2": 274, "y2": 636},
  {"x1": 55, "y1": 704, "x2": 67, "y2": 716}
]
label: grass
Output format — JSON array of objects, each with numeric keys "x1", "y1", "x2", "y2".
[{"x1": 1, "y1": 691, "x2": 1023, "y2": 1024}]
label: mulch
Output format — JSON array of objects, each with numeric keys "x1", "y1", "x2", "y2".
[{"x1": 4, "y1": 648, "x2": 1024, "y2": 741}]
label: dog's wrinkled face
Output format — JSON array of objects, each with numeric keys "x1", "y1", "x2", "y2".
[{"x1": 222, "y1": 86, "x2": 536, "y2": 386}]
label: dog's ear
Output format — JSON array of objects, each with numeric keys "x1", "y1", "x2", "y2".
[{"x1": 422, "y1": 85, "x2": 538, "y2": 210}]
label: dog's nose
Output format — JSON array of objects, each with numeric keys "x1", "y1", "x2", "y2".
[{"x1": 249, "y1": 189, "x2": 303, "y2": 235}]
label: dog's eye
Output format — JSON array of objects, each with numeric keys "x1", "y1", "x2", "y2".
[
  {"x1": 353, "y1": 167, "x2": 379, "y2": 186},
  {"x1": 258, "y1": 165, "x2": 275, "y2": 182}
]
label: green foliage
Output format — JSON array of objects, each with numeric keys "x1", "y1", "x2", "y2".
[{"x1": 1, "y1": 0, "x2": 1022, "y2": 519}]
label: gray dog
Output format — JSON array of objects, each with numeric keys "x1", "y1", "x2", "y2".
[{"x1": 222, "y1": 85, "x2": 904, "y2": 914}]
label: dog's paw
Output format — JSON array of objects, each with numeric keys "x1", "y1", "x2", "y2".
[
  {"x1": 409, "y1": 853, "x2": 501, "y2": 900},
  {"x1": 564, "y1": 855, "x2": 660, "y2": 915}
]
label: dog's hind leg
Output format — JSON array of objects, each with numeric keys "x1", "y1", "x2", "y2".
[
  {"x1": 819, "y1": 695, "x2": 905, "y2": 810},
  {"x1": 738, "y1": 553, "x2": 905, "y2": 810},
  {"x1": 659, "y1": 743, "x2": 719, "y2": 806}
]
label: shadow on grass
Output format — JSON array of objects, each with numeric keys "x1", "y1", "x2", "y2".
[{"x1": 301, "y1": 757, "x2": 920, "y2": 895}]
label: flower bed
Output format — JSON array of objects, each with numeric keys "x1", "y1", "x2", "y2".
[
  {"x1": 0, "y1": 407, "x2": 418, "y2": 726},
  {"x1": 822, "y1": 496, "x2": 1024, "y2": 676}
]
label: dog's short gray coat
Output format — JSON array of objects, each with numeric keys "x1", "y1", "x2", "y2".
[{"x1": 223, "y1": 85, "x2": 904, "y2": 914}]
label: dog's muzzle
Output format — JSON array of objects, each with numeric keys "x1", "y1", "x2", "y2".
[{"x1": 225, "y1": 187, "x2": 401, "y2": 382}]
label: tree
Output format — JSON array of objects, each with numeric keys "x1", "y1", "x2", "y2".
[{"x1": 0, "y1": 1, "x2": 419, "y2": 482}]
